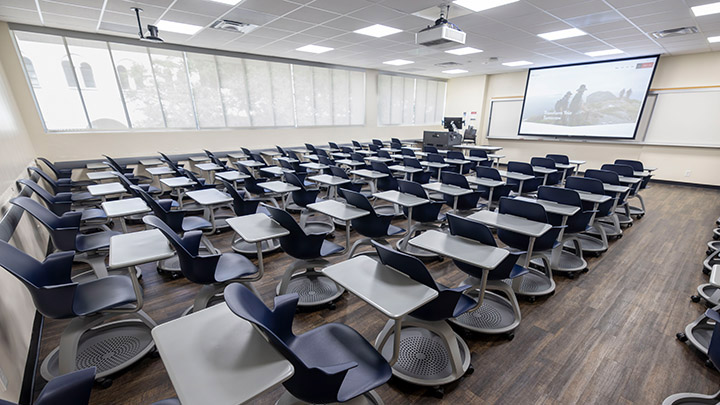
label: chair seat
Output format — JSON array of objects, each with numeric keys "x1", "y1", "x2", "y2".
[
  {"x1": 320, "y1": 239, "x2": 343, "y2": 257},
  {"x1": 213, "y1": 253, "x2": 258, "y2": 282},
  {"x1": 80, "y1": 208, "x2": 107, "y2": 222},
  {"x1": 75, "y1": 231, "x2": 120, "y2": 252},
  {"x1": 140, "y1": 184, "x2": 162, "y2": 195},
  {"x1": 452, "y1": 293, "x2": 477, "y2": 318},
  {"x1": 290, "y1": 323, "x2": 392, "y2": 402},
  {"x1": 181, "y1": 216, "x2": 212, "y2": 232},
  {"x1": 71, "y1": 191, "x2": 100, "y2": 202},
  {"x1": 387, "y1": 224, "x2": 405, "y2": 236},
  {"x1": 73, "y1": 275, "x2": 138, "y2": 316}
]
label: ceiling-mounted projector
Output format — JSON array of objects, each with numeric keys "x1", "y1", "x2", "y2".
[{"x1": 416, "y1": 5, "x2": 466, "y2": 46}]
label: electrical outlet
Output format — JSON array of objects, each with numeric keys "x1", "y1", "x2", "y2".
[
  {"x1": 0, "y1": 366, "x2": 8, "y2": 391},
  {"x1": 685, "y1": 170, "x2": 692, "y2": 177}
]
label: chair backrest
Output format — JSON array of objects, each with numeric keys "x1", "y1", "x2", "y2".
[
  {"x1": 377, "y1": 150, "x2": 391, "y2": 159},
  {"x1": 585, "y1": 169, "x2": 619, "y2": 185},
  {"x1": 329, "y1": 166, "x2": 349, "y2": 180},
  {"x1": 318, "y1": 156, "x2": 334, "y2": 167},
  {"x1": 341, "y1": 146, "x2": 354, "y2": 154},
  {"x1": 317, "y1": 149, "x2": 330, "y2": 158},
  {"x1": 328, "y1": 142, "x2": 339, "y2": 150},
  {"x1": 27, "y1": 167, "x2": 64, "y2": 193},
  {"x1": 537, "y1": 186, "x2": 591, "y2": 231},
  {"x1": 341, "y1": 188, "x2": 376, "y2": 215},
  {"x1": 241, "y1": 147, "x2": 252, "y2": 156},
  {"x1": 469, "y1": 149, "x2": 488, "y2": 158},
  {"x1": 304, "y1": 143, "x2": 316, "y2": 153},
  {"x1": 265, "y1": 205, "x2": 329, "y2": 260},
  {"x1": 446, "y1": 151, "x2": 464, "y2": 160},
  {"x1": 507, "y1": 161, "x2": 534, "y2": 176},
  {"x1": 370, "y1": 161, "x2": 391, "y2": 175},
  {"x1": 706, "y1": 309, "x2": 720, "y2": 370},
  {"x1": 350, "y1": 152, "x2": 366, "y2": 163},
  {"x1": 0, "y1": 240, "x2": 77, "y2": 319},
  {"x1": 276, "y1": 145, "x2": 287, "y2": 156},
  {"x1": 10, "y1": 197, "x2": 80, "y2": 251},
  {"x1": 102, "y1": 155, "x2": 127, "y2": 172},
  {"x1": 403, "y1": 157, "x2": 422, "y2": 169},
  {"x1": 601, "y1": 163, "x2": 633, "y2": 177},
  {"x1": 134, "y1": 187, "x2": 186, "y2": 233},
  {"x1": 546, "y1": 154, "x2": 569, "y2": 164},
  {"x1": 530, "y1": 157, "x2": 556, "y2": 169},
  {"x1": 182, "y1": 170, "x2": 207, "y2": 189},
  {"x1": 372, "y1": 139, "x2": 383, "y2": 146},
  {"x1": 17, "y1": 179, "x2": 71, "y2": 215},
  {"x1": 115, "y1": 172, "x2": 141, "y2": 196},
  {"x1": 37, "y1": 157, "x2": 65, "y2": 179},
  {"x1": 497, "y1": 197, "x2": 558, "y2": 251},
  {"x1": 565, "y1": 176, "x2": 613, "y2": 216},
  {"x1": 368, "y1": 144, "x2": 379, "y2": 152},
  {"x1": 284, "y1": 172, "x2": 307, "y2": 190},
  {"x1": 441, "y1": 171, "x2": 470, "y2": 189},
  {"x1": 373, "y1": 241, "x2": 437, "y2": 290},
  {"x1": 463, "y1": 127, "x2": 477, "y2": 141},
  {"x1": 391, "y1": 138, "x2": 401, "y2": 144},
  {"x1": 250, "y1": 152, "x2": 266, "y2": 165},
  {"x1": 397, "y1": 179, "x2": 427, "y2": 199},
  {"x1": 143, "y1": 215, "x2": 220, "y2": 284},
  {"x1": 401, "y1": 148, "x2": 415, "y2": 157},
  {"x1": 423, "y1": 146, "x2": 438, "y2": 154},
  {"x1": 390, "y1": 141, "x2": 402, "y2": 150},
  {"x1": 219, "y1": 178, "x2": 260, "y2": 216},
  {"x1": 614, "y1": 159, "x2": 643, "y2": 171},
  {"x1": 34, "y1": 367, "x2": 95, "y2": 405},
  {"x1": 475, "y1": 166, "x2": 502, "y2": 181},
  {"x1": 352, "y1": 140, "x2": 362, "y2": 149},
  {"x1": 205, "y1": 151, "x2": 227, "y2": 169}
]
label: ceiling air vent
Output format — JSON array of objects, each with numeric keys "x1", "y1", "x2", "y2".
[
  {"x1": 210, "y1": 20, "x2": 258, "y2": 34},
  {"x1": 651, "y1": 26, "x2": 698, "y2": 38},
  {"x1": 435, "y1": 61, "x2": 462, "y2": 67}
]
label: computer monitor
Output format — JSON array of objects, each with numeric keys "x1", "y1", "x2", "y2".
[{"x1": 443, "y1": 117, "x2": 463, "y2": 131}]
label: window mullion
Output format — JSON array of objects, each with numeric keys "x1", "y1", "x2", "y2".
[{"x1": 62, "y1": 36, "x2": 92, "y2": 129}]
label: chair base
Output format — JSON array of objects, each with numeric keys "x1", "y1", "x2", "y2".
[
  {"x1": 232, "y1": 237, "x2": 281, "y2": 255},
  {"x1": 696, "y1": 283, "x2": 720, "y2": 307},
  {"x1": 707, "y1": 240, "x2": 720, "y2": 254},
  {"x1": 276, "y1": 259, "x2": 344, "y2": 307},
  {"x1": 662, "y1": 389, "x2": 720, "y2": 405},
  {"x1": 396, "y1": 224, "x2": 440, "y2": 259},
  {"x1": 703, "y1": 249, "x2": 720, "y2": 274},
  {"x1": 507, "y1": 256, "x2": 556, "y2": 298},
  {"x1": 596, "y1": 216, "x2": 623, "y2": 237},
  {"x1": 564, "y1": 233, "x2": 608, "y2": 255},
  {"x1": 376, "y1": 319, "x2": 470, "y2": 387},
  {"x1": 374, "y1": 204, "x2": 402, "y2": 217},
  {"x1": 275, "y1": 390, "x2": 384, "y2": 405},
  {"x1": 532, "y1": 249, "x2": 586, "y2": 274},
  {"x1": 72, "y1": 267, "x2": 143, "y2": 283},
  {"x1": 677, "y1": 307, "x2": 717, "y2": 357},
  {"x1": 41, "y1": 311, "x2": 156, "y2": 381},
  {"x1": 450, "y1": 282, "x2": 520, "y2": 335}
]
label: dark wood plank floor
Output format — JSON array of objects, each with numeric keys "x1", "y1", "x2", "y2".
[{"x1": 32, "y1": 182, "x2": 720, "y2": 404}]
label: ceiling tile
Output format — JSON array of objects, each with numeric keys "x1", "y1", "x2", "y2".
[
  {"x1": 237, "y1": 0, "x2": 301, "y2": 16},
  {"x1": 171, "y1": 0, "x2": 234, "y2": 16},
  {"x1": 284, "y1": 6, "x2": 340, "y2": 24},
  {"x1": 223, "y1": 7, "x2": 279, "y2": 25},
  {"x1": 308, "y1": 0, "x2": 374, "y2": 15},
  {"x1": 348, "y1": 4, "x2": 405, "y2": 23}
]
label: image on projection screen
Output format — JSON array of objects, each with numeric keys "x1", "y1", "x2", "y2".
[{"x1": 519, "y1": 56, "x2": 659, "y2": 139}]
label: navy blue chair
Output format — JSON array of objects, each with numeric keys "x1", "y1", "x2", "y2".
[
  {"x1": 396, "y1": 180, "x2": 444, "y2": 257},
  {"x1": 663, "y1": 309, "x2": 720, "y2": 404},
  {"x1": 370, "y1": 161, "x2": 398, "y2": 191},
  {"x1": 103, "y1": 155, "x2": 150, "y2": 184},
  {"x1": 285, "y1": 172, "x2": 334, "y2": 233},
  {"x1": 158, "y1": 154, "x2": 185, "y2": 177},
  {"x1": 531, "y1": 157, "x2": 562, "y2": 185},
  {"x1": 36, "y1": 157, "x2": 73, "y2": 179},
  {"x1": 446, "y1": 214, "x2": 526, "y2": 337},
  {"x1": 204, "y1": 149, "x2": 229, "y2": 171},
  {"x1": 427, "y1": 153, "x2": 455, "y2": 179},
  {"x1": 402, "y1": 157, "x2": 431, "y2": 184},
  {"x1": 473, "y1": 166, "x2": 512, "y2": 209},
  {"x1": 276, "y1": 145, "x2": 288, "y2": 157},
  {"x1": 350, "y1": 152, "x2": 369, "y2": 170},
  {"x1": 401, "y1": 147, "x2": 416, "y2": 158},
  {"x1": 506, "y1": 162, "x2": 543, "y2": 194},
  {"x1": 372, "y1": 139, "x2": 383, "y2": 147},
  {"x1": 352, "y1": 140, "x2": 363, "y2": 150},
  {"x1": 368, "y1": 143, "x2": 380, "y2": 152},
  {"x1": 584, "y1": 169, "x2": 627, "y2": 238},
  {"x1": 17, "y1": 179, "x2": 108, "y2": 227},
  {"x1": 10, "y1": 196, "x2": 120, "y2": 279},
  {"x1": 143, "y1": 215, "x2": 259, "y2": 315},
  {"x1": 601, "y1": 163, "x2": 640, "y2": 223},
  {"x1": 264, "y1": 205, "x2": 344, "y2": 308},
  {"x1": 237, "y1": 167, "x2": 281, "y2": 207},
  {"x1": 342, "y1": 189, "x2": 404, "y2": 257},
  {"x1": 27, "y1": 167, "x2": 99, "y2": 203},
  {"x1": 224, "y1": 283, "x2": 391, "y2": 403},
  {"x1": 9, "y1": 367, "x2": 95, "y2": 405},
  {"x1": 423, "y1": 145, "x2": 439, "y2": 154},
  {"x1": 615, "y1": 159, "x2": 649, "y2": 216},
  {"x1": 329, "y1": 165, "x2": 365, "y2": 193},
  {"x1": 0, "y1": 240, "x2": 155, "y2": 384},
  {"x1": 496, "y1": 197, "x2": 560, "y2": 299},
  {"x1": 441, "y1": 172, "x2": 482, "y2": 212},
  {"x1": 304, "y1": 143, "x2": 320, "y2": 162},
  {"x1": 373, "y1": 242, "x2": 475, "y2": 386},
  {"x1": 547, "y1": 154, "x2": 575, "y2": 178},
  {"x1": 447, "y1": 151, "x2": 471, "y2": 174},
  {"x1": 565, "y1": 176, "x2": 613, "y2": 255},
  {"x1": 537, "y1": 186, "x2": 594, "y2": 276},
  {"x1": 115, "y1": 171, "x2": 163, "y2": 197},
  {"x1": 470, "y1": 149, "x2": 493, "y2": 168}
]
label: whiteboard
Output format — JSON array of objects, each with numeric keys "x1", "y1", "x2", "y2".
[{"x1": 487, "y1": 89, "x2": 720, "y2": 147}]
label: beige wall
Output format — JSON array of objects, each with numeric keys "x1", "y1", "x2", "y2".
[
  {"x1": 0, "y1": 23, "x2": 442, "y2": 162},
  {"x1": 0, "y1": 23, "x2": 39, "y2": 402},
  {"x1": 447, "y1": 52, "x2": 720, "y2": 186}
]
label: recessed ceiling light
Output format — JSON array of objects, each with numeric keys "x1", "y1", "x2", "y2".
[
  {"x1": 208, "y1": 0, "x2": 245, "y2": 4},
  {"x1": 709, "y1": 35, "x2": 720, "y2": 43},
  {"x1": 502, "y1": 60, "x2": 533, "y2": 67},
  {"x1": 156, "y1": 20, "x2": 203, "y2": 35},
  {"x1": 445, "y1": 47, "x2": 483, "y2": 55},
  {"x1": 585, "y1": 49, "x2": 624, "y2": 57},
  {"x1": 453, "y1": 0, "x2": 519, "y2": 12},
  {"x1": 692, "y1": 1, "x2": 720, "y2": 17},
  {"x1": 354, "y1": 24, "x2": 402, "y2": 38},
  {"x1": 538, "y1": 28, "x2": 586, "y2": 41},
  {"x1": 443, "y1": 69, "x2": 468, "y2": 74},
  {"x1": 296, "y1": 44, "x2": 334, "y2": 54},
  {"x1": 383, "y1": 59, "x2": 414, "y2": 66}
]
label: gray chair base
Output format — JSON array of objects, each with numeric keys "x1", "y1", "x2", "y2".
[
  {"x1": 566, "y1": 219, "x2": 609, "y2": 255},
  {"x1": 696, "y1": 283, "x2": 720, "y2": 307},
  {"x1": 450, "y1": 277, "x2": 521, "y2": 336},
  {"x1": 40, "y1": 310, "x2": 156, "y2": 381},
  {"x1": 676, "y1": 304, "x2": 719, "y2": 357},
  {"x1": 535, "y1": 235, "x2": 587, "y2": 274},
  {"x1": 232, "y1": 237, "x2": 281, "y2": 255},
  {"x1": 509, "y1": 253, "x2": 555, "y2": 298},
  {"x1": 703, "y1": 249, "x2": 720, "y2": 274},
  {"x1": 662, "y1": 389, "x2": 720, "y2": 405},
  {"x1": 375, "y1": 317, "x2": 471, "y2": 387},
  {"x1": 276, "y1": 390, "x2": 384, "y2": 405},
  {"x1": 276, "y1": 259, "x2": 345, "y2": 307},
  {"x1": 396, "y1": 223, "x2": 441, "y2": 259}
]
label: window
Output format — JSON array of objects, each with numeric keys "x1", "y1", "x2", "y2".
[
  {"x1": 13, "y1": 30, "x2": 366, "y2": 132},
  {"x1": 377, "y1": 73, "x2": 447, "y2": 126},
  {"x1": 15, "y1": 31, "x2": 88, "y2": 131},
  {"x1": 23, "y1": 57, "x2": 39, "y2": 87}
]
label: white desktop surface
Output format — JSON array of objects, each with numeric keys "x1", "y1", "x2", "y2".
[
  {"x1": 186, "y1": 189, "x2": 233, "y2": 205},
  {"x1": 101, "y1": 197, "x2": 150, "y2": 218},
  {"x1": 409, "y1": 230, "x2": 509, "y2": 269},
  {"x1": 468, "y1": 210, "x2": 551, "y2": 238},
  {"x1": 226, "y1": 213, "x2": 289, "y2": 243},
  {"x1": 108, "y1": 229, "x2": 174, "y2": 269}
]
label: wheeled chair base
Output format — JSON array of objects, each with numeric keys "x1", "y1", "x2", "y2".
[
  {"x1": 662, "y1": 389, "x2": 720, "y2": 405},
  {"x1": 275, "y1": 390, "x2": 384, "y2": 405},
  {"x1": 451, "y1": 290, "x2": 520, "y2": 335}
]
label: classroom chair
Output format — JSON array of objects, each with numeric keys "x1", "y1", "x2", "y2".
[
  {"x1": 27, "y1": 167, "x2": 99, "y2": 203},
  {"x1": 224, "y1": 283, "x2": 391, "y2": 403},
  {"x1": 614, "y1": 158, "x2": 650, "y2": 216},
  {"x1": 530, "y1": 157, "x2": 562, "y2": 185},
  {"x1": 546, "y1": 153, "x2": 575, "y2": 178},
  {"x1": 342, "y1": 189, "x2": 404, "y2": 258},
  {"x1": 564, "y1": 176, "x2": 613, "y2": 255},
  {"x1": 447, "y1": 150, "x2": 471, "y2": 174},
  {"x1": 506, "y1": 161, "x2": 543, "y2": 195},
  {"x1": 0, "y1": 240, "x2": 155, "y2": 386},
  {"x1": 143, "y1": 215, "x2": 259, "y2": 315},
  {"x1": 373, "y1": 242, "x2": 475, "y2": 392},
  {"x1": 36, "y1": 157, "x2": 74, "y2": 180},
  {"x1": 441, "y1": 172, "x2": 483, "y2": 213},
  {"x1": 396, "y1": 180, "x2": 444, "y2": 258},
  {"x1": 470, "y1": 149, "x2": 493, "y2": 168},
  {"x1": 423, "y1": 145, "x2": 439, "y2": 154},
  {"x1": 329, "y1": 165, "x2": 365, "y2": 194},
  {"x1": 0, "y1": 367, "x2": 95, "y2": 405},
  {"x1": 446, "y1": 214, "x2": 526, "y2": 338},
  {"x1": 17, "y1": 179, "x2": 108, "y2": 229},
  {"x1": 601, "y1": 163, "x2": 642, "y2": 222},
  {"x1": 584, "y1": 169, "x2": 629, "y2": 238},
  {"x1": 402, "y1": 157, "x2": 432, "y2": 184},
  {"x1": 103, "y1": 155, "x2": 150, "y2": 184},
  {"x1": 285, "y1": 172, "x2": 335, "y2": 233},
  {"x1": 264, "y1": 205, "x2": 344, "y2": 308},
  {"x1": 473, "y1": 166, "x2": 512, "y2": 209}
]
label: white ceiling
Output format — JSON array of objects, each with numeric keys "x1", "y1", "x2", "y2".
[{"x1": 0, "y1": 0, "x2": 718, "y2": 78}]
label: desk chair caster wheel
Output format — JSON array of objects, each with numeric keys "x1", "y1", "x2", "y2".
[
  {"x1": 692, "y1": 295, "x2": 701, "y2": 303},
  {"x1": 149, "y1": 349, "x2": 161, "y2": 359},
  {"x1": 527, "y1": 296, "x2": 536, "y2": 303},
  {"x1": 565, "y1": 273, "x2": 575, "y2": 279},
  {"x1": 170, "y1": 272, "x2": 182, "y2": 280},
  {"x1": 714, "y1": 234, "x2": 719, "y2": 241},
  {"x1": 582, "y1": 268, "x2": 589, "y2": 273},
  {"x1": 703, "y1": 267, "x2": 711, "y2": 276},
  {"x1": 617, "y1": 234, "x2": 623, "y2": 239},
  {"x1": 707, "y1": 249, "x2": 713, "y2": 256},
  {"x1": 506, "y1": 332, "x2": 515, "y2": 341},
  {"x1": 97, "y1": 377, "x2": 113, "y2": 389},
  {"x1": 677, "y1": 332, "x2": 688, "y2": 342},
  {"x1": 465, "y1": 364, "x2": 474, "y2": 376},
  {"x1": 706, "y1": 359, "x2": 714, "y2": 368},
  {"x1": 429, "y1": 386, "x2": 444, "y2": 399},
  {"x1": 327, "y1": 302, "x2": 337, "y2": 310}
]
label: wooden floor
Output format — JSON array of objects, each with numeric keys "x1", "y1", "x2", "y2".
[{"x1": 32, "y1": 182, "x2": 720, "y2": 404}]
